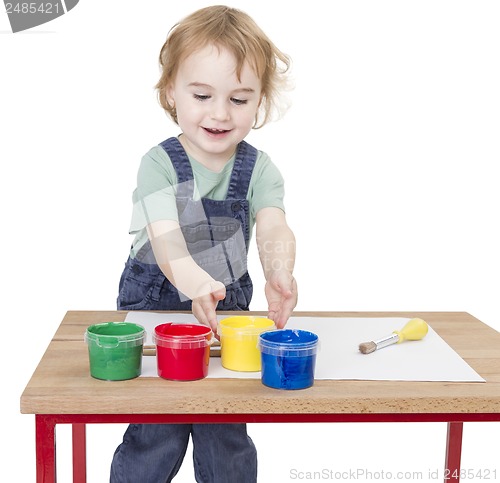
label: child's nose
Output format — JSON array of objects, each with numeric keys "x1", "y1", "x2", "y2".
[{"x1": 210, "y1": 101, "x2": 230, "y2": 121}]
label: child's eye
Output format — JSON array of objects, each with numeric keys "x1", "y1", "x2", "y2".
[
  {"x1": 231, "y1": 98, "x2": 248, "y2": 105},
  {"x1": 193, "y1": 94, "x2": 210, "y2": 101}
]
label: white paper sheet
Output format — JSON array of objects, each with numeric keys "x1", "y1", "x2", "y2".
[{"x1": 124, "y1": 312, "x2": 485, "y2": 382}]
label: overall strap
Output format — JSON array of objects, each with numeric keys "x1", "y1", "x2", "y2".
[
  {"x1": 158, "y1": 137, "x2": 194, "y2": 198},
  {"x1": 226, "y1": 141, "x2": 258, "y2": 200},
  {"x1": 159, "y1": 137, "x2": 258, "y2": 200}
]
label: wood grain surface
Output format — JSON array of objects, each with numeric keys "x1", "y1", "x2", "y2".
[{"x1": 20, "y1": 311, "x2": 500, "y2": 415}]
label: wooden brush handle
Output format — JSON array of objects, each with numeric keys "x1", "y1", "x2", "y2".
[{"x1": 142, "y1": 344, "x2": 221, "y2": 357}]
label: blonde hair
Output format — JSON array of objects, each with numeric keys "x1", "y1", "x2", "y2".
[{"x1": 155, "y1": 5, "x2": 291, "y2": 128}]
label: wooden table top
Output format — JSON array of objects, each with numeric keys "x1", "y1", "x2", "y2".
[{"x1": 20, "y1": 311, "x2": 500, "y2": 416}]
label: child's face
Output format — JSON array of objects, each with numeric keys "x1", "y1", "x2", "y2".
[{"x1": 167, "y1": 44, "x2": 262, "y2": 165}]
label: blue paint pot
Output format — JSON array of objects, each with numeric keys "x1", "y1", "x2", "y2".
[{"x1": 258, "y1": 329, "x2": 319, "y2": 390}]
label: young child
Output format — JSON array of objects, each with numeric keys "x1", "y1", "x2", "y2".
[{"x1": 111, "y1": 6, "x2": 297, "y2": 482}]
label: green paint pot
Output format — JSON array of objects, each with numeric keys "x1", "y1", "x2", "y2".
[{"x1": 84, "y1": 322, "x2": 145, "y2": 381}]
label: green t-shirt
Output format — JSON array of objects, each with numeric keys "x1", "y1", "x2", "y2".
[{"x1": 128, "y1": 141, "x2": 285, "y2": 257}]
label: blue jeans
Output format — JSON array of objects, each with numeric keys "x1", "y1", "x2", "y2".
[{"x1": 110, "y1": 423, "x2": 257, "y2": 483}]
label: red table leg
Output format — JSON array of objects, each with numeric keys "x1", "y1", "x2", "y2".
[
  {"x1": 445, "y1": 421, "x2": 464, "y2": 482},
  {"x1": 35, "y1": 415, "x2": 56, "y2": 483},
  {"x1": 72, "y1": 424, "x2": 87, "y2": 483}
]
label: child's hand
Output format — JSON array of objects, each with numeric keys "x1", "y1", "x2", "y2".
[
  {"x1": 192, "y1": 281, "x2": 226, "y2": 334},
  {"x1": 265, "y1": 270, "x2": 297, "y2": 329}
]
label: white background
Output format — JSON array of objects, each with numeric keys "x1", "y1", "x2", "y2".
[{"x1": 1, "y1": 1, "x2": 499, "y2": 481}]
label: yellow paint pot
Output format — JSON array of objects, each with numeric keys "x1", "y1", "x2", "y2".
[{"x1": 219, "y1": 316, "x2": 275, "y2": 371}]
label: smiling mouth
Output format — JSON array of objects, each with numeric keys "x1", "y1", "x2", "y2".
[{"x1": 203, "y1": 127, "x2": 230, "y2": 134}]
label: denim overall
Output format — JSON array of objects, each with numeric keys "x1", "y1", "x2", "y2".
[
  {"x1": 110, "y1": 137, "x2": 258, "y2": 483},
  {"x1": 115, "y1": 136, "x2": 255, "y2": 312}
]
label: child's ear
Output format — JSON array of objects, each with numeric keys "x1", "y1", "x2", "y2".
[{"x1": 166, "y1": 85, "x2": 175, "y2": 109}]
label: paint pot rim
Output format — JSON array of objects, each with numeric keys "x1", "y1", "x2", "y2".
[
  {"x1": 153, "y1": 322, "x2": 213, "y2": 349},
  {"x1": 258, "y1": 329, "x2": 319, "y2": 357},
  {"x1": 219, "y1": 315, "x2": 275, "y2": 338},
  {"x1": 84, "y1": 322, "x2": 146, "y2": 348}
]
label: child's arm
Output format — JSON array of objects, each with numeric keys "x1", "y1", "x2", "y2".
[
  {"x1": 146, "y1": 219, "x2": 225, "y2": 332},
  {"x1": 256, "y1": 207, "x2": 297, "y2": 328}
]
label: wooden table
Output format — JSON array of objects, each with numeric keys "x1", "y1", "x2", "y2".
[{"x1": 21, "y1": 311, "x2": 500, "y2": 483}]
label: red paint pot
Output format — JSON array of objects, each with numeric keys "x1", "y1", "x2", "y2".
[{"x1": 153, "y1": 323, "x2": 213, "y2": 381}]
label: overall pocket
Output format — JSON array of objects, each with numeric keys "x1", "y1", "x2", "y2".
[
  {"x1": 117, "y1": 259, "x2": 165, "y2": 310},
  {"x1": 181, "y1": 218, "x2": 247, "y2": 284}
]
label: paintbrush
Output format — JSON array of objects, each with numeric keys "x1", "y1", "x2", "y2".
[
  {"x1": 142, "y1": 341, "x2": 221, "y2": 357},
  {"x1": 358, "y1": 318, "x2": 428, "y2": 354},
  {"x1": 143, "y1": 345, "x2": 156, "y2": 356}
]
